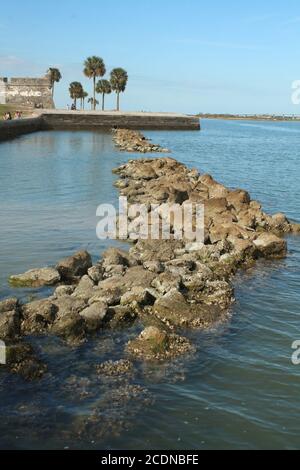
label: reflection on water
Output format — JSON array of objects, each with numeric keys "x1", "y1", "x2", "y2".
[
  {"x1": 0, "y1": 121, "x2": 300, "y2": 449},
  {"x1": 0, "y1": 130, "x2": 128, "y2": 300}
]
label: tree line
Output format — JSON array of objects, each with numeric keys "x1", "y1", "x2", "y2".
[{"x1": 47, "y1": 56, "x2": 128, "y2": 111}]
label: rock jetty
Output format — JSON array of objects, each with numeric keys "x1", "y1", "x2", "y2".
[
  {"x1": 1, "y1": 132, "x2": 299, "y2": 380},
  {"x1": 112, "y1": 128, "x2": 170, "y2": 153}
]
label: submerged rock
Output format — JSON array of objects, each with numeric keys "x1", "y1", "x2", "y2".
[
  {"x1": 0, "y1": 309, "x2": 21, "y2": 341},
  {"x1": 126, "y1": 326, "x2": 194, "y2": 362},
  {"x1": 0, "y1": 298, "x2": 21, "y2": 342},
  {"x1": 51, "y1": 296, "x2": 87, "y2": 344},
  {"x1": 9, "y1": 267, "x2": 60, "y2": 288},
  {"x1": 96, "y1": 359, "x2": 134, "y2": 377},
  {"x1": 6, "y1": 342, "x2": 47, "y2": 381}
]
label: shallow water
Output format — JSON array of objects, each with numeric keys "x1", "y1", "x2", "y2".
[{"x1": 0, "y1": 120, "x2": 300, "y2": 450}]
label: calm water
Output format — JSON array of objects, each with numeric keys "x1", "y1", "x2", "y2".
[{"x1": 0, "y1": 120, "x2": 300, "y2": 450}]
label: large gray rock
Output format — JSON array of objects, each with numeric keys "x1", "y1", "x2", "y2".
[
  {"x1": 56, "y1": 250, "x2": 92, "y2": 282},
  {"x1": 9, "y1": 267, "x2": 60, "y2": 288},
  {"x1": 0, "y1": 298, "x2": 19, "y2": 314},
  {"x1": 90, "y1": 267, "x2": 156, "y2": 307},
  {"x1": 102, "y1": 247, "x2": 136, "y2": 268},
  {"x1": 0, "y1": 310, "x2": 20, "y2": 340},
  {"x1": 253, "y1": 233, "x2": 287, "y2": 258},
  {"x1": 72, "y1": 275, "x2": 95, "y2": 301},
  {"x1": 154, "y1": 288, "x2": 223, "y2": 328},
  {"x1": 88, "y1": 265, "x2": 104, "y2": 283},
  {"x1": 79, "y1": 302, "x2": 108, "y2": 332},
  {"x1": 51, "y1": 296, "x2": 87, "y2": 343},
  {"x1": 153, "y1": 289, "x2": 196, "y2": 328},
  {"x1": 107, "y1": 305, "x2": 137, "y2": 329},
  {"x1": 21, "y1": 299, "x2": 57, "y2": 334},
  {"x1": 130, "y1": 239, "x2": 183, "y2": 263},
  {"x1": 120, "y1": 287, "x2": 155, "y2": 307},
  {"x1": 152, "y1": 272, "x2": 182, "y2": 295},
  {"x1": 54, "y1": 285, "x2": 76, "y2": 297}
]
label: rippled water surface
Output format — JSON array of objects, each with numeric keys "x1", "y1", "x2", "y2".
[{"x1": 0, "y1": 120, "x2": 300, "y2": 450}]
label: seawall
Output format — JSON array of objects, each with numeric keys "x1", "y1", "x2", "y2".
[
  {"x1": 0, "y1": 111, "x2": 200, "y2": 142},
  {"x1": 41, "y1": 111, "x2": 200, "y2": 131},
  {"x1": 0, "y1": 117, "x2": 44, "y2": 142}
]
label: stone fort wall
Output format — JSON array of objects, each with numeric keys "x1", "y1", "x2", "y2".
[{"x1": 0, "y1": 74, "x2": 54, "y2": 109}]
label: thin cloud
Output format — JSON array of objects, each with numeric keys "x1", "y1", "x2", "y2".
[
  {"x1": 0, "y1": 55, "x2": 26, "y2": 67},
  {"x1": 174, "y1": 39, "x2": 267, "y2": 51},
  {"x1": 0, "y1": 55, "x2": 50, "y2": 76}
]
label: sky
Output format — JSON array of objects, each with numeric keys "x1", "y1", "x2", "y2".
[{"x1": 1, "y1": 0, "x2": 300, "y2": 114}]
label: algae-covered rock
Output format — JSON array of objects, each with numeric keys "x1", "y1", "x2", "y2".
[
  {"x1": 6, "y1": 342, "x2": 47, "y2": 381},
  {"x1": 126, "y1": 326, "x2": 194, "y2": 362},
  {"x1": 9, "y1": 267, "x2": 60, "y2": 288}
]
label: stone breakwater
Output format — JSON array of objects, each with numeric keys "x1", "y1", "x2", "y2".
[
  {"x1": 1, "y1": 150, "x2": 300, "y2": 380},
  {"x1": 112, "y1": 128, "x2": 170, "y2": 153}
]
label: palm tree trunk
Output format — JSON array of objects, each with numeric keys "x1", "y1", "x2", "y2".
[
  {"x1": 93, "y1": 76, "x2": 96, "y2": 110},
  {"x1": 117, "y1": 92, "x2": 120, "y2": 111},
  {"x1": 102, "y1": 93, "x2": 105, "y2": 111}
]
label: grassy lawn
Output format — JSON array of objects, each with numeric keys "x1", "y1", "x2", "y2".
[
  {"x1": 0, "y1": 104, "x2": 32, "y2": 118},
  {"x1": 0, "y1": 104, "x2": 16, "y2": 117}
]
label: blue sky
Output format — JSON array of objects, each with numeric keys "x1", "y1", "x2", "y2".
[{"x1": 1, "y1": 0, "x2": 300, "y2": 114}]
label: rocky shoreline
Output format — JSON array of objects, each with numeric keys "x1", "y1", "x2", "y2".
[
  {"x1": 112, "y1": 128, "x2": 170, "y2": 153},
  {"x1": 1, "y1": 129, "x2": 300, "y2": 381}
]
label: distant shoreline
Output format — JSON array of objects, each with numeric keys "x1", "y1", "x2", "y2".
[{"x1": 197, "y1": 114, "x2": 300, "y2": 122}]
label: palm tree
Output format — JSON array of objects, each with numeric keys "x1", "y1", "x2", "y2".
[
  {"x1": 78, "y1": 89, "x2": 88, "y2": 110},
  {"x1": 110, "y1": 68, "x2": 128, "y2": 111},
  {"x1": 88, "y1": 97, "x2": 99, "y2": 110},
  {"x1": 83, "y1": 56, "x2": 106, "y2": 110},
  {"x1": 82, "y1": 91, "x2": 88, "y2": 110},
  {"x1": 47, "y1": 68, "x2": 62, "y2": 98},
  {"x1": 96, "y1": 79, "x2": 112, "y2": 111},
  {"x1": 69, "y1": 82, "x2": 83, "y2": 109}
]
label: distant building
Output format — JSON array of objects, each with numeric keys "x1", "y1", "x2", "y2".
[{"x1": 0, "y1": 72, "x2": 54, "y2": 109}]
